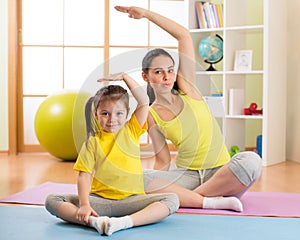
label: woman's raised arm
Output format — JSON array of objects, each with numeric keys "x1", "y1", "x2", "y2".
[{"x1": 115, "y1": 6, "x2": 201, "y2": 99}]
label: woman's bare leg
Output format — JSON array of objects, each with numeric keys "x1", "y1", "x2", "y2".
[
  {"x1": 194, "y1": 165, "x2": 246, "y2": 197},
  {"x1": 146, "y1": 178, "x2": 203, "y2": 208},
  {"x1": 145, "y1": 178, "x2": 242, "y2": 211}
]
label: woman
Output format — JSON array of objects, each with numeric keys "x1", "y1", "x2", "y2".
[{"x1": 115, "y1": 6, "x2": 262, "y2": 212}]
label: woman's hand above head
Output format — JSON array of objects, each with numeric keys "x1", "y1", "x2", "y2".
[
  {"x1": 114, "y1": 6, "x2": 146, "y2": 19},
  {"x1": 115, "y1": 5, "x2": 201, "y2": 100}
]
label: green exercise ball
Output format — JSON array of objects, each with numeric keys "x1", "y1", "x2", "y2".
[{"x1": 34, "y1": 90, "x2": 91, "y2": 161}]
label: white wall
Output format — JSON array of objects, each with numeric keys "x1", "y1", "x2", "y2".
[
  {"x1": 1, "y1": 0, "x2": 300, "y2": 161},
  {"x1": 0, "y1": 0, "x2": 8, "y2": 152},
  {"x1": 286, "y1": 0, "x2": 300, "y2": 163}
]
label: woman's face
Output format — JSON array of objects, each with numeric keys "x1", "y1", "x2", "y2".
[
  {"x1": 143, "y1": 55, "x2": 175, "y2": 93},
  {"x1": 95, "y1": 100, "x2": 128, "y2": 133}
]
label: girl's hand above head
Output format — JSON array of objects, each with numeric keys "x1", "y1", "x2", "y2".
[
  {"x1": 97, "y1": 72, "x2": 126, "y2": 82},
  {"x1": 114, "y1": 6, "x2": 146, "y2": 19}
]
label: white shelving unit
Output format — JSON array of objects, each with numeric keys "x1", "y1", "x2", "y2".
[{"x1": 185, "y1": 0, "x2": 286, "y2": 166}]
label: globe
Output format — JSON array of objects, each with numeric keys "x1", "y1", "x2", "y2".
[{"x1": 198, "y1": 34, "x2": 223, "y2": 71}]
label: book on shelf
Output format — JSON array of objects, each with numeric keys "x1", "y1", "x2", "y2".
[
  {"x1": 215, "y1": 3, "x2": 223, "y2": 27},
  {"x1": 195, "y1": 1, "x2": 207, "y2": 28},
  {"x1": 195, "y1": 1, "x2": 223, "y2": 29},
  {"x1": 203, "y1": 2, "x2": 215, "y2": 28}
]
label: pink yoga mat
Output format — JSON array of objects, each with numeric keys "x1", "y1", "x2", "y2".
[
  {"x1": 1, "y1": 182, "x2": 299, "y2": 218},
  {"x1": 0, "y1": 182, "x2": 77, "y2": 205},
  {"x1": 178, "y1": 192, "x2": 300, "y2": 218}
]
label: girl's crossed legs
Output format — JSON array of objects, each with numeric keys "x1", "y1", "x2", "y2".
[{"x1": 45, "y1": 192, "x2": 179, "y2": 235}]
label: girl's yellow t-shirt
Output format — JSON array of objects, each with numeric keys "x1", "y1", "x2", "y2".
[{"x1": 74, "y1": 114, "x2": 147, "y2": 200}]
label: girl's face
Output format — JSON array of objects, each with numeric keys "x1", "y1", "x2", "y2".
[
  {"x1": 95, "y1": 100, "x2": 128, "y2": 133},
  {"x1": 143, "y1": 55, "x2": 175, "y2": 93}
]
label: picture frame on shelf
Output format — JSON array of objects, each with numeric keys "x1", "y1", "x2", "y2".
[{"x1": 234, "y1": 50, "x2": 253, "y2": 72}]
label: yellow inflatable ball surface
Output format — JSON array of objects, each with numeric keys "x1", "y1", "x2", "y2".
[{"x1": 34, "y1": 90, "x2": 91, "y2": 161}]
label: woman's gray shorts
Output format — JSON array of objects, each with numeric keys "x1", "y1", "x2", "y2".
[{"x1": 143, "y1": 151, "x2": 262, "y2": 198}]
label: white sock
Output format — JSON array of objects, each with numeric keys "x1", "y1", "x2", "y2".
[
  {"x1": 203, "y1": 196, "x2": 243, "y2": 212},
  {"x1": 89, "y1": 216, "x2": 109, "y2": 235},
  {"x1": 104, "y1": 216, "x2": 133, "y2": 236}
]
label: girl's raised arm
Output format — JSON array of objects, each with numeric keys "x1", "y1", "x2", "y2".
[{"x1": 98, "y1": 73, "x2": 149, "y2": 127}]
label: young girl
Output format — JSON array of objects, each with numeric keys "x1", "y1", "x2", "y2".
[
  {"x1": 45, "y1": 73, "x2": 179, "y2": 236},
  {"x1": 115, "y1": 6, "x2": 262, "y2": 212}
]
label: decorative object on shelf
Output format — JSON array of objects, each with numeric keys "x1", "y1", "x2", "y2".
[
  {"x1": 210, "y1": 92, "x2": 223, "y2": 97},
  {"x1": 203, "y1": 96, "x2": 225, "y2": 118},
  {"x1": 256, "y1": 135, "x2": 262, "y2": 157},
  {"x1": 234, "y1": 50, "x2": 253, "y2": 72},
  {"x1": 244, "y1": 102, "x2": 263, "y2": 115},
  {"x1": 228, "y1": 88, "x2": 245, "y2": 115},
  {"x1": 229, "y1": 145, "x2": 240, "y2": 157},
  {"x1": 198, "y1": 34, "x2": 223, "y2": 71}
]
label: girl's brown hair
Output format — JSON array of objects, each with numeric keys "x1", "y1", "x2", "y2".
[{"x1": 84, "y1": 85, "x2": 129, "y2": 143}]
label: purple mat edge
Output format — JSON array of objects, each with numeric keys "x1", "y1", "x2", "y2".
[
  {"x1": 0, "y1": 182, "x2": 77, "y2": 205},
  {"x1": 1, "y1": 182, "x2": 300, "y2": 218}
]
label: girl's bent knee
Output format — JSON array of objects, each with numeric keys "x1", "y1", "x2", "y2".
[
  {"x1": 45, "y1": 194, "x2": 64, "y2": 216},
  {"x1": 162, "y1": 193, "x2": 180, "y2": 214}
]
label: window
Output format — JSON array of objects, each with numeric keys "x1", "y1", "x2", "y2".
[{"x1": 18, "y1": 0, "x2": 185, "y2": 152}]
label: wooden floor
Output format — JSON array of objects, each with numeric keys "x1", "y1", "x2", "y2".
[{"x1": 1, "y1": 153, "x2": 300, "y2": 199}]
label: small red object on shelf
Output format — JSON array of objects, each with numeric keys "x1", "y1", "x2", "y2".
[{"x1": 244, "y1": 102, "x2": 263, "y2": 115}]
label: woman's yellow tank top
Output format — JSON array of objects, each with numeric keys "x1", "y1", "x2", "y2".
[{"x1": 149, "y1": 93, "x2": 230, "y2": 170}]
